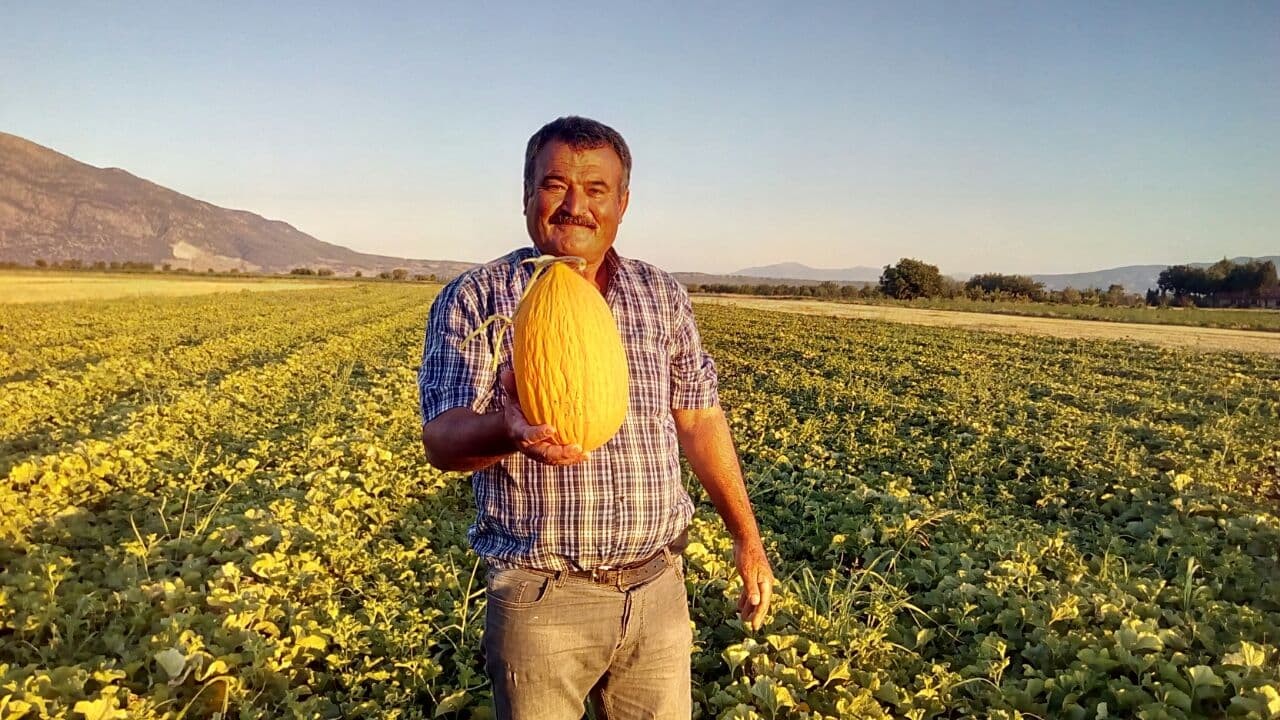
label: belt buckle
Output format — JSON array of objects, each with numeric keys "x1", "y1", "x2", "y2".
[{"x1": 591, "y1": 565, "x2": 613, "y2": 584}]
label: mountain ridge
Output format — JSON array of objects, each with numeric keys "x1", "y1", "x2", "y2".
[{"x1": 0, "y1": 131, "x2": 473, "y2": 276}]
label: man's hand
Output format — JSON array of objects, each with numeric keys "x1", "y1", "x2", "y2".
[
  {"x1": 499, "y1": 369, "x2": 587, "y2": 466},
  {"x1": 734, "y1": 537, "x2": 774, "y2": 631}
]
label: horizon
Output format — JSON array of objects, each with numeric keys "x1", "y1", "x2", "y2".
[{"x1": 2, "y1": 2, "x2": 1276, "y2": 276}]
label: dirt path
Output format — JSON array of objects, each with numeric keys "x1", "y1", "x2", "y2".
[{"x1": 695, "y1": 296, "x2": 1280, "y2": 357}]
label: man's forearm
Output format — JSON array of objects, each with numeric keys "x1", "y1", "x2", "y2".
[
  {"x1": 674, "y1": 407, "x2": 762, "y2": 543},
  {"x1": 422, "y1": 407, "x2": 515, "y2": 472}
]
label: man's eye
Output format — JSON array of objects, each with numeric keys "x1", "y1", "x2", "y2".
[{"x1": 542, "y1": 182, "x2": 566, "y2": 192}]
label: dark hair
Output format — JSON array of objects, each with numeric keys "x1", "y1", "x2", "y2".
[{"x1": 523, "y1": 116, "x2": 632, "y2": 204}]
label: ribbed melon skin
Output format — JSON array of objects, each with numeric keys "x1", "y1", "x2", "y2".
[{"x1": 512, "y1": 262, "x2": 630, "y2": 452}]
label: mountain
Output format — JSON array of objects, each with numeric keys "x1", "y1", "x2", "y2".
[
  {"x1": 0, "y1": 131, "x2": 473, "y2": 276},
  {"x1": 1032, "y1": 257, "x2": 1280, "y2": 293},
  {"x1": 732, "y1": 262, "x2": 884, "y2": 283}
]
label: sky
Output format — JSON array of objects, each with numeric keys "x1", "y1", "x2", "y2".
[{"x1": 2, "y1": 1, "x2": 1277, "y2": 275}]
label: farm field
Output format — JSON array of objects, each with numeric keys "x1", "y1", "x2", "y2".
[
  {"x1": 692, "y1": 294, "x2": 1280, "y2": 333},
  {"x1": 698, "y1": 295, "x2": 1280, "y2": 357},
  {"x1": 2, "y1": 285, "x2": 1279, "y2": 719},
  {"x1": 0, "y1": 271, "x2": 334, "y2": 304}
]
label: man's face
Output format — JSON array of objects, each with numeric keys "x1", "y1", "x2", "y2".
[{"x1": 524, "y1": 139, "x2": 629, "y2": 265}]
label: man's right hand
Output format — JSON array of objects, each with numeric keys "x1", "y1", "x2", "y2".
[{"x1": 500, "y1": 369, "x2": 587, "y2": 466}]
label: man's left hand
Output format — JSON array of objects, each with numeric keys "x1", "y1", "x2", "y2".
[{"x1": 733, "y1": 538, "x2": 774, "y2": 631}]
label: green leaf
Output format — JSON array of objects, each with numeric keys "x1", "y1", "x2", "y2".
[
  {"x1": 749, "y1": 676, "x2": 794, "y2": 713},
  {"x1": 723, "y1": 644, "x2": 751, "y2": 675},
  {"x1": 1160, "y1": 686, "x2": 1192, "y2": 712},
  {"x1": 155, "y1": 648, "x2": 186, "y2": 679},
  {"x1": 1184, "y1": 665, "x2": 1222, "y2": 689}
]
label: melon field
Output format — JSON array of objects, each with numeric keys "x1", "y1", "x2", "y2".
[{"x1": 2, "y1": 284, "x2": 1278, "y2": 719}]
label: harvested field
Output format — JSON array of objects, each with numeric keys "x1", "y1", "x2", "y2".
[
  {"x1": 696, "y1": 294, "x2": 1280, "y2": 357},
  {"x1": 0, "y1": 271, "x2": 334, "y2": 304}
]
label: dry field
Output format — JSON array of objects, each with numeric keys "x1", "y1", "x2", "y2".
[
  {"x1": 696, "y1": 294, "x2": 1280, "y2": 357},
  {"x1": 0, "y1": 271, "x2": 334, "y2": 304}
]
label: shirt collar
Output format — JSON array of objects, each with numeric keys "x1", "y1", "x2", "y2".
[{"x1": 518, "y1": 245, "x2": 630, "y2": 292}]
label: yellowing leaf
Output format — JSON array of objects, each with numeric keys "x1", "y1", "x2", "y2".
[
  {"x1": 73, "y1": 695, "x2": 125, "y2": 720},
  {"x1": 433, "y1": 689, "x2": 471, "y2": 717}
]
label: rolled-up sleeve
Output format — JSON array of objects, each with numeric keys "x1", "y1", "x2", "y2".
[
  {"x1": 418, "y1": 276, "x2": 497, "y2": 425},
  {"x1": 668, "y1": 284, "x2": 719, "y2": 410}
]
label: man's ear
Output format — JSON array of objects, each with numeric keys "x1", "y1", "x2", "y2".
[{"x1": 618, "y1": 188, "x2": 630, "y2": 223}]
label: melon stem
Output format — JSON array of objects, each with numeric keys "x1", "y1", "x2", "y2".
[{"x1": 456, "y1": 254, "x2": 586, "y2": 374}]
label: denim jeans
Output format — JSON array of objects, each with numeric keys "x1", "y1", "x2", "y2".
[{"x1": 482, "y1": 551, "x2": 692, "y2": 719}]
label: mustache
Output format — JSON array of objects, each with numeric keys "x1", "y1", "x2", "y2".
[{"x1": 550, "y1": 211, "x2": 597, "y2": 229}]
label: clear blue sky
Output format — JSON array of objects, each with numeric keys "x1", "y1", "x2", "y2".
[{"x1": 3, "y1": 1, "x2": 1276, "y2": 274}]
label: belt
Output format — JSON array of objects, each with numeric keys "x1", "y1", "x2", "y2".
[{"x1": 528, "y1": 528, "x2": 689, "y2": 589}]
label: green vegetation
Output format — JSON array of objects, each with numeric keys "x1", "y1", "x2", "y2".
[
  {"x1": 1158, "y1": 259, "x2": 1280, "y2": 306},
  {"x1": 2, "y1": 286, "x2": 1278, "y2": 718},
  {"x1": 689, "y1": 258, "x2": 1280, "y2": 332}
]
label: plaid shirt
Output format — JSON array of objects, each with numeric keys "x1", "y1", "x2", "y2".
[{"x1": 418, "y1": 246, "x2": 719, "y2": 571}]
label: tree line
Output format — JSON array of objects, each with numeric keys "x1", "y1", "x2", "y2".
[
  {"x1": 688, "y1": 257, "x2": 1279, "y2": 309},
  {"x1": 1156, "y1": 259, "x2": 1278, "y2": 303}
]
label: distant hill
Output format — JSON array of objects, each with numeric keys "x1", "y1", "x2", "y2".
[
  {"x1": 732, "y1": 261, "x2": 883, "y2": 283},
  {"x1": 0, "y1": 131, "x2": 473, "y2": 276},
  {"x1": 1032, "y1": 257, "x2": 1280, "y2": 293},
  {"x1": 672, "y1": 271, "x2": 870, "y2": 288}
]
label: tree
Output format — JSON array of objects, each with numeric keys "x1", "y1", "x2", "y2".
[
  {"x1": 390, "y1": 268, "x2": 409, "y2": 281},
  {"x1": 965, "y1": 273, "x2": 1046, "y2": 301},
  {"x1": 879, "y1": 258, "x2": 944, "y2": 299}
]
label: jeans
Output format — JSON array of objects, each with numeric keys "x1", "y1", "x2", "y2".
[{"x1": 482, "y1": 551, "x2": 692, "y2": 719}]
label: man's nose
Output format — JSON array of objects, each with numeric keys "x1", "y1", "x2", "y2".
[{"x1": 561, "y1": 185, "x2": 589, "y2": 217}]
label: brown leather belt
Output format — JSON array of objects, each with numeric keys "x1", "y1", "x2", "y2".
[{"x1": 530, "y1": 528, "x2": 689, "y2": 589}]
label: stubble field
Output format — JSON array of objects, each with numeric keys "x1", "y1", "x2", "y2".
[
  {"x1": 2, "y1": 284, "x2": 1278, "y2": 719},
  {"x1": 0, "y1": 272, "x2": 334, "y2": 305}
]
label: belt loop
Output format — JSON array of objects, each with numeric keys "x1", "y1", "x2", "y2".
[{"x1": 553, "y1": 569, "x2": 566, "y2": 588}]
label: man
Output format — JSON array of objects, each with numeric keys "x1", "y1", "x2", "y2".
[{"x1": 418, "y1": 116, "x2": 773, "y2": 719}]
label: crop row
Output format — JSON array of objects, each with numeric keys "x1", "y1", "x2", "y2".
[{"x1": 2, "y1": 286, "x2": 1278, "y2": 719}]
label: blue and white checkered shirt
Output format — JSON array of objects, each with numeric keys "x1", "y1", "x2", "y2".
[{"x1": 418, "y1": 246, "x2": 719, "y2": 572}]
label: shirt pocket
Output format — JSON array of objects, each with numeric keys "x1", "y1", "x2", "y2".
[{"x1": 626, "y1": 347, "x2": 670, "y2": 418}]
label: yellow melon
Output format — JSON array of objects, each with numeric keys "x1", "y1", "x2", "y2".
[{"x1": 512, "y1": 258, "x2": 629, "y2": 452}]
